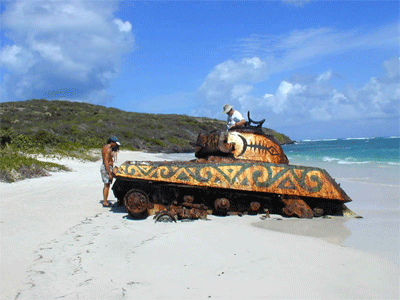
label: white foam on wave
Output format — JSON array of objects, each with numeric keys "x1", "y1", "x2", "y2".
[
  {"x1": 345, "y1": 137, "x2": 371, "y2": 141},
  {"x1": 322, "y1": 156, "x2": 372, "y2": 165},
  {"x1": 301, "y1": 136, "x2": 398, "y2": 143},
  {"x1": 301, "y1": 138, "x2": 338, "y2": 142},
  {"x1": 337, "y1": 160, "x2": 371, "y2": 165},
  {"x1": 322, "y1": 156, "x2": 340, "y2": 162},
  {"x1": 291, "y1": 155, "x2": 398, "y2": 166}
]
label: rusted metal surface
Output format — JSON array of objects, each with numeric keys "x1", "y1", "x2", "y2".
[
  {"x1": 214, "y1": 198, "x2": 230, "y2": 215},
  {"x1": 114, "y1": 160, "x2": 351, "y2": 202},
  {"x1": 124, "y1": 189, "x2": 152, "y2": 217},
  {"x1": 226, "y1": 130, "x2": 289, "y2": 164},
  {"x1": 152, "y1": 200, "x2": 209, "y2": 222},
  {"x1": 113, "y1": 122, "x2": 353, "y2": 219},
  {"x1": 281, "y1": 196, "x2": 314, "y2": 218},
  {"x1": 313, "y1": 208, "x2": 324, "y2": 217},
  {"x1": 195, "y1": 129, "x2": 289, "y2": 164},
  {"x1": 249, "y1": 201, "x2": 261, "y2": 214},
  {"x1": 195, "y1": 130, "x2": 233, "y2": 157}
]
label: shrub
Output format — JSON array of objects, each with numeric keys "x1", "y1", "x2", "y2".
[
  {"x1": 34, "y1": 130, "x2": 60, "y2": 146},
  {"x1": 0, "y1": 128, "x2": 13, "y2": 148},
  {"x1": 0, "y1": 148, "x2": 70, "y2": 183}
]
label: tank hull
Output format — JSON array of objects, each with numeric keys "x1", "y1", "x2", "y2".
[
  {"x1": 113, "y1": 159, "x2": 352, "y2": 219},
  {"x1": 114, "y1": 160, "x2": 350, "y2": 202},
  {"x1": 113, "y1": 123, "x2": 353, "y2": 219}
]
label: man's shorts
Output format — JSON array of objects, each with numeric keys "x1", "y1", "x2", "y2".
[{"x1": 100, "y1": 164, "x2": 112, "y2": 184}]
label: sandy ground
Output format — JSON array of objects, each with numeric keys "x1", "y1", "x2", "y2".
[{"x1": 1, "y1": 151, "x2": 399, "y2": 299}]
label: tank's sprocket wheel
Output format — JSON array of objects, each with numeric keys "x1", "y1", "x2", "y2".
[{"x1": 124, "y1": 189, "x2": 150, "y2": 217}]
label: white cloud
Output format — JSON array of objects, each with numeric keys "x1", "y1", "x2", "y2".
[
  {"x1": 231, "y1": 84, "x2": 254, "y2": 100},
  {"x1": 202, "y1": 57, "x2": 266, "y2": 85},
  {"x1": 317, "y1": 71, "x2": 332, "y2": 82},
  {"x1": 309, "y1": 106, "x2": 332, "y2": 121},
  {"x1": 197, "y1": 57, "x2": 399, "y2": 126},
  {"x1": 0, "y1": 45, "x2": 36, "y2": 74},
  {"x1": 261, "y1": 63, "x2": 398, "y2": 123},
  {"x1": 233, "y1": 23, "x2": 398, "y2": 72},
  {"x1": 32, "y1": 42, "x2": 64, "y2": 62},
  {"x1": 113, "y1": 18, "x2": 132, "y2": 33},
  {"x1": 197, "y1": 24, "x2": 399, "y2": 126},
  {"x1": 198, "y1": 57, "x2": 268, "y2": 103},
  {"x1": 264, "y1": 81, "x2": 306, "y2": 114},
  {"x1": 382, "y1": 56, "x2": 400, "y2": 79},
  {"x1": 0, "y1": 0, "x2": 134, "y2": 103}
]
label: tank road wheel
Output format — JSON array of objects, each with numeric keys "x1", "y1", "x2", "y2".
[
  {"x1": 154, "y1": 211, "x2": 178, "y2": 223},
  {"x1": 214, "y1": 198, "x2": 230, "y2": 216},
  {"x1": 248, "y1": 201, "x2": 261, "y2": 215},
  {"x1": 124, "y1": 189, "x2": 150, "y2": 218}
]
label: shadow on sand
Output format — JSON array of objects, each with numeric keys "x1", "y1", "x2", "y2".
[{"x1": 252, "y1": 216, "x2": 352, "y2": 245}]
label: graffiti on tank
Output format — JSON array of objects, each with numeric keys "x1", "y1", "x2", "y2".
[
  {"x1": 120, "y1": 162, "x2": 327, "y2": 196},
  {"x1": 237, "y1": 134, "x2": 280, "y2": 157}
]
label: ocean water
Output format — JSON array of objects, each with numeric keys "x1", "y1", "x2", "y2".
[
  {"x1": 282, "y1": 136, "x2": 400, "y2": 166},
  {"x1": 282, "y1": 137, "x2": 399, "y2": 266}
]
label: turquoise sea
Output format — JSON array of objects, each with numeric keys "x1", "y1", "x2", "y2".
[
  {"x1": 280, "y1": 137, "x2": 399, "y2": 266},
  {"x1": 282, "y1": 136, "x2": 400, "y2": 166}
]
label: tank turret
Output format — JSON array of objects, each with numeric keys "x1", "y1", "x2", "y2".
[{"x1": 195, "y1": 113, "x2": 288, "y2": 164}]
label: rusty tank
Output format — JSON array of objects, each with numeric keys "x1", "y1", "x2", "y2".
[{"x1": 112, "y1": 114, "x2": 353, "y2": 221}]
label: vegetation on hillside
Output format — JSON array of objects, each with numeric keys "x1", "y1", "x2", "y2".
[
  {"x1": 0, "y1": 99, "x2": 227, "y2": 152},
  {"x1": 0, "y1": 99, "x2": 293, "y2": 182},
  {"x1": 0, "y1": 148, "x2": 70, "y2": 182}
]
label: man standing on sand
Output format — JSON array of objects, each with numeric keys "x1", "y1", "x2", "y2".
[
  {"x1": 100, "y1": 136, "x2": 120, "y2": 207},
  {"x1": 223, "y1": 104, "x2": 246, "y2": 130}
]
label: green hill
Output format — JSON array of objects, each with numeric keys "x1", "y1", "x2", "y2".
[
  {"x1": 0, "y1": 99, "x2": 293, "y2": 152},
  {"x1": 0, "y1": 99, "x2": 293, "y2": 182}
]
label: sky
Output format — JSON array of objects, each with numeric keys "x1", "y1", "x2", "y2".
[{"x1": 0, "y1": 0, "x2": 399, "y2": 140}]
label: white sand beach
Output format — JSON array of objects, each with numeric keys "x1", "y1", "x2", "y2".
[{"x1": 1, "y1": 151, "x2": 399, "y2": 299}]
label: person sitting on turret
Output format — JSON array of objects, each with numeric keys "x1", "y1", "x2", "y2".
[{"x1": 223, "y1": 104, "x2": 246, "y2": 130}]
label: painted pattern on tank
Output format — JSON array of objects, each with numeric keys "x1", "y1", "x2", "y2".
[
  {"x1": 226, "y1": 132, "x2": 287, "y2": 164},
  {"x1": 115, "y1": 162, "x2": 350, "y2": 201}
]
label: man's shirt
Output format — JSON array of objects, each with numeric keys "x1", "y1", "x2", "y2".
[{"x1": 227, "y1": 110, "x2": 244, "y2": 130}]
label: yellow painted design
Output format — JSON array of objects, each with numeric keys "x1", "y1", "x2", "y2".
[
  {"x1": 115, "y1": 161, "x2": 351, "y2": 202},
  {"x1": 217, "y1": 165, "x2": 243, "y2": 182}
]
